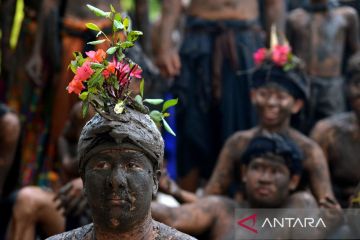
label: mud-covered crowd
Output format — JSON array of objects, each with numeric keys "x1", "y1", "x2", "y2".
[{"x1": 1, "y1": 0, "x2": 360, "y2": 239}]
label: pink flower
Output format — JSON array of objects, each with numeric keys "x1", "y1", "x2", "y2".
[
  {"x1": 85, "y1": 49, "x2": 107, "y2": 63},
  {"x1": 75, "y1": 62, "x2": 94, "y2": 82},
  {"x1": 102, "y1": 62, "x2": 116, "y2": 79},
  {"x1": 253, "y1": 48, "x2": 267, "y2": 65},
  {"x1": 67, "y1": 62, "x2": 94, "y2": 95},
  {"x1": 130, "y1": 64, "x2": 142, "y2": 79},
  {"x1": 116, "y1": 60, "x2": 130, "y2": 73},
  {"x1": 272, "y1": 45, "x2": 291, "y2": 66},
  {"x1": 67, "y1": 79, "x2": 84, "y2": 95}
]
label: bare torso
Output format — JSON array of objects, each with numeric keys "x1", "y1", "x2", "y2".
[
  {"x1": 311, "y1": 112, "x2": 360, "y2": 204},
  {"x1": 187, "y1": 0, "x2": 258, "y2": 20},
  {"x1": 205, "y1": 126, "x2": 333, "y2": 204},
  {"x1": 287, "y1": 7, "x2": 358, "y2": 77}
]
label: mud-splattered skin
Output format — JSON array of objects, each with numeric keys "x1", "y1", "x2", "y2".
[
  {"x1": 311, "y1": 80, "x2": 360, "y2": 207},
  {"x1": 85, "y1": 148, "x2": 155, "y2": 232},
  {"x1": 286, "y1": 1, "x2": 359, "y2": 77},
  {"x1": 47, "y1": 109, "x2": 195, "y2": 239},
  {"x1": 205, "y1": 86, "x2": 338, "y2": 209}
]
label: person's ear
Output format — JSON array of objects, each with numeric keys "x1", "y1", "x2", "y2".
[
  {"x1": 241, "y1": 165, "x2": 247, "y2": 182},
  {"x1": 250, "y1": 89, "x2": 257, "y2": 105},
  {"x1": 288, "y1": 174, "x2": 300, "y2": 191},
  {"x1": 152, "y1": 170, "x2": 161, "y2": 198},
  {"x1": 291, "y1": 99, "x2": 304, "y2": 114}
]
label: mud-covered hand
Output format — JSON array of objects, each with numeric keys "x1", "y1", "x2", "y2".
[
  {"x1": 54, "y1": 178, "x2": 88, "y2": 216},
  {"x1": 26, "y1": 52, "x2": 43, "y2": 86},
  {"x1": 158, "y1": 170, "x2": 180, "y2": 197}
]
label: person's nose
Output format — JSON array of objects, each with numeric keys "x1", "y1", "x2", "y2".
[
  {"x1": 258, "y1": 169, "x2": 272, "y2": 184},
  {"x1": 267, "y1": 94, "x2": 278, "y2": 107},
  {"x1": 108, "y1": 166, "x2": 127, "y2": 190}
]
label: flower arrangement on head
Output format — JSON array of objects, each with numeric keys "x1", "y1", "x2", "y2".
[
  {"x1": 253, "y1": 26, "x2": 302, "y2": 71},
  {"x1": 67, "y1": 4, "x2": 177, "y2": 136},
  {"x1": 251, "y1": 26, "x2": 309, "y2": 101}
]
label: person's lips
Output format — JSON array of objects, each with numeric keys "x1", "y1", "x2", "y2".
[
  {"x1": 255, "y1": 187, "x2": 272, "y2": 196},
  {"x1": 107, "y1": 194, "x2": 130, "y2": 205}
]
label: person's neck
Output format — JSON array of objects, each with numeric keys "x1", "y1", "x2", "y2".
[
  {"x1": 93, "y1": 214, "x2": 154, "y2": 240},
  {"x1": 259, "y1": 119, "x2": 290, "y2": 135}
]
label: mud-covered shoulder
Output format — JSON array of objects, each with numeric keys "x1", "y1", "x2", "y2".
[
  {"x1": 155, "y1": 221, "x2": 197, "y2": 240},
  {"x1": 46, "y1": 224, "x2": 93, "y2": 240}
]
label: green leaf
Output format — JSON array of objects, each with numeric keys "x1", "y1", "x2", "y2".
[
  {"x1": 123, "y1": 17, "x2": 130, "y2": 30},
  {"x1": 91, "y1": 63, "x2": 104, "y2": 68},
  {"x1": 119, "y1": 41, "x2": 134, "y2": 49},
  {"x1": 87, "y1": 39, "x2": 106, "y2": 45},
  {"x1": 110, "y1": 4, "x2": 116, "y2": 13},
  {"x1": 87, "y1": 71, "x2": 103, "y2": 88},
  {"x1": 162, "y1": 117, "x2": 176, "y2": 136},
  {"x1": 82, "y1": 101, "x2": 89, "y2": 118},
  {"x1": 140, "y1": 78, "x2": 144, "y2": 97},
  {"x1": 79, "y1": 91, "x2": 89, "y2": 101},
  {"x1": 86, "y1": 4, "x2": 111, "y2": 18},
  {"x1": 114, "y1": 20, "x2": 124, "y2": 30},
  {"x1": 114, "y1": 13, "x2": 122, "y2": 22},
  {"x1": 135, "y1": 95, "x2": 143, "y2": 105},
  {"x1": 143, "y1": 99, "x2": 164, "y2": 105},
  {"x1": 149, "y1": 110, "x2": 162, "y2": 122},
  {"x1": 162, "y1": 98, "x2": 178, "y2": 113},
  {"x1": 114, "y1": 79, "x2": 120, "y2": 90},
  {"x1": 85, "y1": 23, "x2": 101, "y2": 31},
  {"x1": 127, "y1": 30, "x2": 143, "y2": 42},
  {"x1": 106, "y1": 46, "x2": 118, "y2": 55}
]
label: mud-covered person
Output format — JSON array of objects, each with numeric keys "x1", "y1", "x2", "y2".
[
  {"x1": 152, "y1": 134, "x2": 333, "y2": 239},
  {"x1": 204, "y1": 46, "x2": 341, "y2": 213},
  {"x1": 286, "y1": 0, "x2": 360, "y2": 129},
  {"x1": 155, "y1": 0, "x2": 286, "y2": 191},
  {"x1": 0, "y1": 103, "x2": 20, "y2": 238},
  {"x1": 47, "y1": 108, "x2": 196, "y2": 240},
  {"x1": 310, "y1": 53, "x2": 360, "y2": 208},
  {"x1": 6, "y1": 102, "x2": 95, "y2": 240}
]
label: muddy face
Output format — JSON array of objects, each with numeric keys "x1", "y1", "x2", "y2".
[
  {"x1": 244, "y1": 157, "x2": 292, "y2": 208},
  {"x1": 84, "y1": 147, "x2": 157, "y2": 232},
  {"x1": 252, "y1": 86, "x2": 299, "y2": 128}
]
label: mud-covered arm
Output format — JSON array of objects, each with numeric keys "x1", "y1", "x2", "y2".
[
  {"x1": 345, "y1": 7, "x2": 360, "y2": 54},
  {"x1": 26, "y1": 0, "x2": 59, "y2": 84},
  {"x1": 151, "y1": 197, "x2": 227, "y2": 236},
  {"x1": 264, "y1": 0, "x2": 286, "y2": 45},
  {"x1": 0, "y1": 112, "x2": 20, "y2": 197},
  {"x1": 310, "y1": 120, "x2": 333, "y2": 162},
  {"x1": 303, "y1": 141, "x2": 340, "y2": 210},
  {"x1": 154, "y1": 0, "x2": 182, "y2": 78},
  {"x1": 159, "y1": 172, "x2": 198, "y2": 203},
  {"x1": 204, "y1": 135, "x2": 243, "y2": 195}
]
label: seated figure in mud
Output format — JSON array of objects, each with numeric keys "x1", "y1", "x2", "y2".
[
  {"x1": 310, "y1": 53, "x2": 360, "y2": 208},
  {"x1": 47, "y1": 106, "x2": 195, "y2": 239},
  {"x1": 204, "y1": 45, "x2": 341, "y2": 212},
  {"x1": 152, "y1": 134, "x2": 337, "y2": 239}
]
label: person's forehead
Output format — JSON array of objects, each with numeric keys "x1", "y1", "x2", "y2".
[
  {"x1": 250, "y1": 157, "x2": 288, "y2": 169},
  {"x1": 89, "y1": 148, "x2": 149, "y2": 161},
  {"x1": 257, "y1": 84, "x2": 291, "y2": 95}
]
